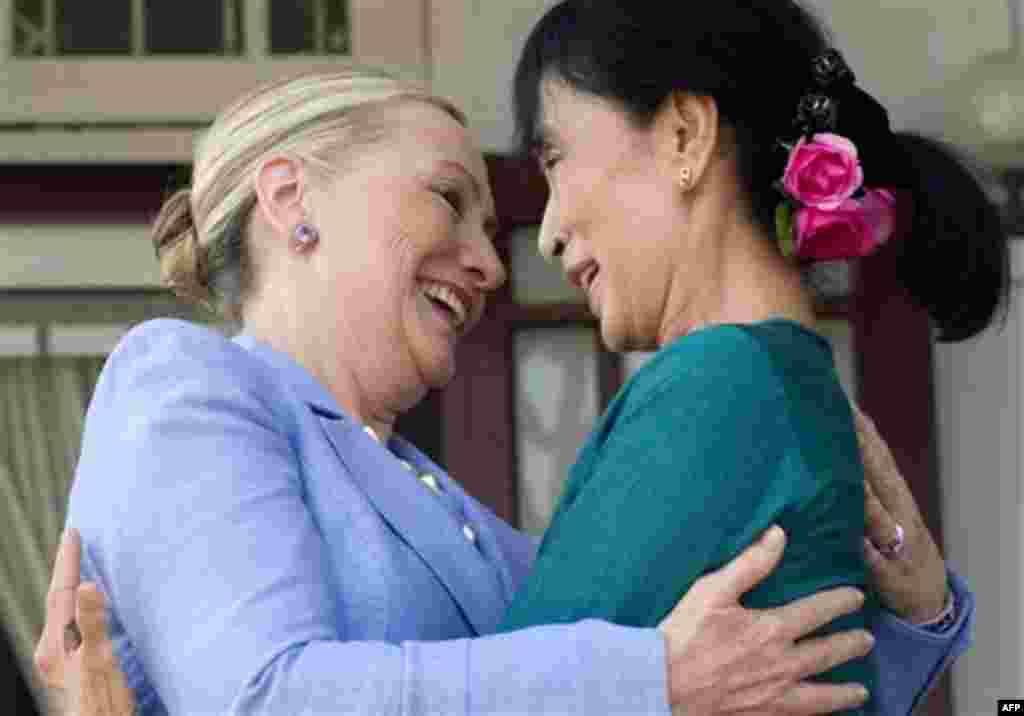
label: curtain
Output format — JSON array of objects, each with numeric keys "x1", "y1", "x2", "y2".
[{"x1": 0, "y1": 355, "x2": 105, "y2": 713}]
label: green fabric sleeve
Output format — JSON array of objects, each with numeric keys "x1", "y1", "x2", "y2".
[{"x1": 500, "y1": 325, "x2": 873, "y2": 712}]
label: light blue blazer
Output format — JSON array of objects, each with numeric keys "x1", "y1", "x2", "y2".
[{"x1": 67, "y1": 319, "x2": 973, "y2": 715}]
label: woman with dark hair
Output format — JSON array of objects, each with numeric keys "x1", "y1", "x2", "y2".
[{"x1": 499, "y1": 1, "x2": 994, "y2": 712}]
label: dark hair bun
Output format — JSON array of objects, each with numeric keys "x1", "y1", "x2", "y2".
[{"x1": 889, "y1": 133, "x2": 1010, "y2": 341}]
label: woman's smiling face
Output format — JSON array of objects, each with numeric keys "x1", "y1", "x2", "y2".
[
  {"x1": 534, "y1": 78, "x2": 711, "y2": 352},
  {"x1": 313, "y1": 101, "x2": 505, "y2": 400}
]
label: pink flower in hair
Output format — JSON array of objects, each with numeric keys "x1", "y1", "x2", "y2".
[
  {"x1": 782, "y1": 133, "x2": 864, "y2": 210},
  {"x1": 792, "y1": 188, "x2": 898, "y2": 261}
]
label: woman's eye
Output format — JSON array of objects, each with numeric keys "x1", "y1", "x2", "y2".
[
  {"x1": 538, "y1": 151, "x2": 561, "y2": 172},
  {"x1": 532, "y1": 145, "x2": 561, "y2": 174},
  {"x1": 438, "y1": 189, "x2": 463, "y2": 216},
  {"x1": 542, "y1": 154, "x2": 561, "y2": 171}
]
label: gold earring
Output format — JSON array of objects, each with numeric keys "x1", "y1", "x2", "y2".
[{"x1": 678, "y1": 166, "x2": 693, "y2": 191}]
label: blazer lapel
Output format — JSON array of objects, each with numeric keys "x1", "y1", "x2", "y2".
[
  {"x1": 391, "y1": 438, "x2": 522, "y2": 605},
  {"x1": 232, "y1": 334, "x2": 509, "y2": 634},
  {"x1": 319, "y1": 415, "x2": 507, "y2": 636}
]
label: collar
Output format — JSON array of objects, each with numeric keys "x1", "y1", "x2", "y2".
[{"x1": 232, "y1": 334, "x2": 345, "y2": 418}]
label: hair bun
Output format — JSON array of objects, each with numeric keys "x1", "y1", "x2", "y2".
[{"x1": 150, "y1": 188, "x2": 213, "y2": 305}]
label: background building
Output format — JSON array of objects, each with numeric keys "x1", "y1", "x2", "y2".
[{"x1": 0, "y1": 2, "x2": 1020, "y2": 714}]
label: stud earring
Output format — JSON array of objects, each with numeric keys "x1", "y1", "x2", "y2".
[
  {"x1": 678, "y1": 166, "x2": 693, "y2": 191},
  {"x1": 291, "y1": 222, "x2": 320, "y2": 252}
]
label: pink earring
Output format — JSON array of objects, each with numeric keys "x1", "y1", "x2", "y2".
[{"x1": 291, "y1": 222, "x2": 320, "y2": 252}]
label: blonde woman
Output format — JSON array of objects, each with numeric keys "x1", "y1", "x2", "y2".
[{"x1": 36, "y1": 70, "x2": 964, "y2": 716}]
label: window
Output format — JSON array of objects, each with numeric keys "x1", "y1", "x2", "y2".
[
  {"x1": 146, "y1": 0, "x2": 244, "y2": 56},
  {"x1": 1, "y1": 0, "x2": 427, "y2": 162},
  {"x1": 269, "y1": 0, "x2": 349, "y2": 55},
  {"x1": 14, "y1": 0, "x2": 246, "y2": 56},
  {"x1": 11, "y1": 0, "x2": 350, "y2": 57}
]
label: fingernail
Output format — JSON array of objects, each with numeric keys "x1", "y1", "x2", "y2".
[
  {"x1": 857, "y1": 686, "x2": 870, "y2": 703},
  {"x1": 78, "y1": 583, "x2": 104, "y2": 610},
  {"x1": 63, "y1": 620, "x2": 82, "y2": 655},
  {"x1": 763, "y1": 525, "x2": 784, "y2": 542}
]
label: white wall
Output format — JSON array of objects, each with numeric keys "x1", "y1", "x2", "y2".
[
  {"x1": 0, "y1": 225, "x2": 157, "y2": 289},
  {"x1": 806, "y1": 0, "x2": 1011, "y2": 137},
  {"x1": 934, "y1": 242, "x2": 1024, "y2": 716},
  {"x1": 430, "y1": 0, "x2": 560, "y2": 152},
  {"x1": 435, "y1": 0, "x2": 1014, "y2": 151},
  {"x1": 2, "y1": 0, "x2": 1008, "y2": 155}
]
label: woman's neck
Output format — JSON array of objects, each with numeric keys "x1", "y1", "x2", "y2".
[
  {"x1": 659, "y1": 209, "x2": 816, "y2": 346},
  {"x1": 243, "y1": 299, "x2": 401, "y2": 442}
]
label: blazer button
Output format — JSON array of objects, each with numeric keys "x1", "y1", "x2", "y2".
[
  {"x1": 462, "y1": 524, "x2": 476, "y2": 543},
  {"x1": 419, "y1": 473, "x2": 442, "y2": 495}
]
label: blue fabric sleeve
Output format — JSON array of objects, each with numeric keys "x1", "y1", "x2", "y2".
[
  {"x1": 69, "y1": 320, "x2": 670, "y2": 715},
  {"x1": 869, "y1": 569, "x2": 975, "y2": 715}
]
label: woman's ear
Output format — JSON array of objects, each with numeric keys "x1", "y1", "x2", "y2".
[
  {"x1": 656, "y1": 91, "x2": 720, "y2": 191},
  {"x1": 253, "y1": 156, "x2": 308, "y2": 240}
]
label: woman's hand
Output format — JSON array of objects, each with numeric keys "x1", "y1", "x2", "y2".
[
  {"x1": 34, "y1": 529, "x2": 136, "y2": 716},
  {"x1": 39, "y1": 527, "x2": 874, "y2": 716},
  {"x1": 659, "y1": 526, "x2": 873, "y2": 715},
  {"x1": 853, "y1": 405, "x2": 949, "y2": 623}
]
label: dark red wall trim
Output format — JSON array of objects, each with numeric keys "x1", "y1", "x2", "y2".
[
  {"x1": 0, "y1": 164, "x2": 185, "y2": 223},
  {"x1": 853, "y1": 245, "x2": 950, "y2": 716}
]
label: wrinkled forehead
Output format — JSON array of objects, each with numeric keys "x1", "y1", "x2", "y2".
[
  {"x1": 384, "y1": 101, "x2": 483, "y2": 166},
  {"x1": 334, "y1": 99, "x2": 495, "y2": 216},
  {"x1": 398, "y1": 103, "x2": 494, "y2": 200}
]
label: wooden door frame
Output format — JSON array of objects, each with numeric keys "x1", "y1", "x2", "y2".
[{"x1": 853, "y1": 248, "x2": 950, "y2": 716}]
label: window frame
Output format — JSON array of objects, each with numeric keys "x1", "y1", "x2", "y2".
[{"x1": 0, "y1": 0, "x2": 429, "y2": 161}]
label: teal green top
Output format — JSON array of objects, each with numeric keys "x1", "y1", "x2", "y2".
[{"x1": 500, "y1": 320, "x2": 875, "y2": 711}]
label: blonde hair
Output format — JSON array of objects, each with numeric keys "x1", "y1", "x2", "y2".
[{"x1": 151, "y1": 70, "x2": 466, "y2": 319}]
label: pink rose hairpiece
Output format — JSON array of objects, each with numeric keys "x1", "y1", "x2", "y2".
[{"x1": 774, "y1": 49, "x2": 901, "y2": 262}]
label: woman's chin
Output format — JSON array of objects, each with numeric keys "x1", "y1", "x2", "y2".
[
  {"x1": 408, "y1": 303, "x2": 460, "y2": 387},
  {"x1": 598, "y1": 316, "x2": 626, "y2": 353},
  {"x1": 418, "y1": 346, "x2": 457, "y2": 390}
]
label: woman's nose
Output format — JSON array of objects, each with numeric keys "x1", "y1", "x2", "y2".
[
  {"x1": 464, "y1": 235, "x2": 507, "y2": 292},
  {"x1": 537, "y1": 198, "x2": 566, "y2": 260}
]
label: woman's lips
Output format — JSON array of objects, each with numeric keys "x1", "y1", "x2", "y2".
[
  {"x1": 585, "y1": 268, "x2": 601, "y2": 315},
  {"x1": 417, "y1": 277, "x2": 479, "y2": 335},
  {"x1": 563, "y1": 259, "x2": 601, "y2": 315},
  {"x1": 582, "y1": 263, "x2": 599, "y2": 296}
]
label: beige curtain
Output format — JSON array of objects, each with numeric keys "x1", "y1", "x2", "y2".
[{"x1": 0, "y1": 355, "x2": 105, "y2": 712}]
